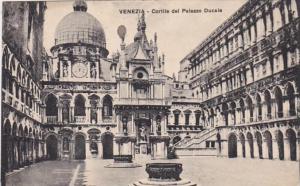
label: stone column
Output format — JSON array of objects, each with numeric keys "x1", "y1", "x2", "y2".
[
  {"x1": 86, "y1": 103, "x2": 91, "y2": 123},
  {"x1": 273, "y1": 5, "x2": 282, "y2": 31},
  {"x1": 263, "y1": 139, "x2": 269, "y2": 159},
  {"x1": 266, "y1": 11, "x2": 273, "y2": 34},
  {"x1": 97, "y1": 106, "x2": 102, "y2": 124},
  {"x1": 272, "y1": 139, "x2": 279, "y2": 159},
  {"x1": 284, "y1": 138, "x2": 290, "y2": 160},
  {"x1": 257, "y1": 16, "x2": 265, "y2": 41}
]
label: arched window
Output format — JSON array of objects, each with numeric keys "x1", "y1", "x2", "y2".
[
  {"x1": 286, "y1": 83, "x2": 296, "y2": 116},
  {"x1": 184, "y1": 110, "x2": 191, "y2": 125},
  {"x1": 274, "y1": 87, "x2": 283, "y2": 118},
  {"x1": 246, "y1": 96, "x2": 254, "y2": 122},
  {"x1": 264, "y1": 90, "x2": 272, "y2": 119},
  {"x1": 75, "y1": 95, "x2": 86, "y2": 116},
  {"x1": 256, "y1": 94, "x2": 262, "y2": 120},
  {"x1": 102, "y1": 95, "x2": 112, "y2": 117},
  {"x1": 240, "y1": 99, "x2": 245, "y2": 123},
  {"x1": 230, "y1": 102, "x2": 236, "y2": 125},
  {"x1": 46, "y1": 94, "x2": 58, "y2": 116},
  {"x1": 222, "y1": 103, "x2": 229, "y2": 126},
  {"x1": 195, "y1": 110, "x2": 201, "y2": 125},
  {"x1": 173, "y1": 110, "x2": 181, "y2": 125}
]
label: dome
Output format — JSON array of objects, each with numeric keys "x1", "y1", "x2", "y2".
[{"x1": 54, "y1": 1, "x2": 106, "y2": 48}]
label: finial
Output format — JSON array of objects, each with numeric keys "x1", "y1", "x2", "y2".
[
  {"x1": 138, "y1": 10, "x2": 146, "y2": 31},
  {"x1": 73, "y1": 0, "x2": 87, "y2": 12},
  {"x1": 154, "y1": 33, "x2": 157, "y2": 43},
  {"x1": 162, "y1": 53, "x2": 165, "y2": 63}
]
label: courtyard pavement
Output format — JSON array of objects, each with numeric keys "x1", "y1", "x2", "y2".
[{"x1": 5, "y1": 156, "x2": 300, "y2": 186}]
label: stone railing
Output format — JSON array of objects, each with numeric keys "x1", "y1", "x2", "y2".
[
  {"x1": 46, "y1": 116, "x2": 58, "y2": 124},
  {"x1": 114, "y1": 98, "x2": 171, "y2": 106},
  {"x1": 74, "y1": 116, "x2": 86, "y2": 123}
]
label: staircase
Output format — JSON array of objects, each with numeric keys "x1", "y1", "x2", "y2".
[{"x1": 174, "y1": 128, "x2": 217, "y2": 156}]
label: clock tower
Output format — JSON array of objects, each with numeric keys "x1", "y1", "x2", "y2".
[{"x1": 46, "y1": 0, "x2": 110, "y2": 82}]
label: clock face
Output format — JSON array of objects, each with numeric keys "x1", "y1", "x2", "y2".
[{"x1": 72, "y1": 62, "x2": 88, "y2": 78}]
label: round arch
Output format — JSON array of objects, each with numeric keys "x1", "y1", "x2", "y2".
[
  {"x1": 263, "y1": 130, "x2": 273, "y2": 159},
  {"x1": 286, "y1": 129, "x2": 297, "y2": 161},
  {"x1": 275, "y1": 130, "x2": 284, "y2": 160},
  {"x1": 46, "y1": 135, "x2": 58, "y2": 160},
  {"x1": 246, "y1": 132, "x2": 254, "y2": 158},
  {"x1": 228, "y1": 133, "x2": 237, "y2": 158},
  {"x1": 101, "y1": 132, "x2": 114, "y2": 159},
  {"x1": 74, "y1": 133, "x2": 86, "y2": 160},
  {"x1": 255, "y1": 131, "x2": 263, "y2": 159},
  {"x1": 239, "y1": 133, "x2": 246, "y2": 158}
]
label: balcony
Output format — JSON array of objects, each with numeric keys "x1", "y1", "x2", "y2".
[
  {"x1": 103, "y1": 116, "x2": 113, "y2": 123},
  {"x1": 74, "y1": 116, "x2": 86, "y2": 123},
  {"x1": 167, "y1": 125, "x2": 203, "y2": 131},
  {"x1": 114, "y1": 98, "x2": 171, "y2": 106},
  {"x1": 46, "y1": 116, "x2": 58, "y2": 123}
]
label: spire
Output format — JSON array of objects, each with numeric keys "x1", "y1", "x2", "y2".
[
  {"x1": 73, "y1": 0, "x2": 87, "y2": 12},
  {"x1": 137, "y1": 11, "x2": 146, "y2": 32}
]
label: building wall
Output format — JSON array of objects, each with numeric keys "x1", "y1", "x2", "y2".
[{"x1": 180, "y1": 0, "x2": 300, "y2": 160}]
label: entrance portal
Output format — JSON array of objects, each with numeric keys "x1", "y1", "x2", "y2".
[
  {"x1": 102, "y1": 133, "x2": 113, "y2": 159},
  {"x1": 75, "y1": 135, "x2": 86, "y2": 160},
  {"x1": 46, "y1": 135, "x2": 58, "y2": 160}
]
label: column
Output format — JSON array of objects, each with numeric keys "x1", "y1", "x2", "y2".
[
  {"x1": 273, "y1": 4, "x2": 282, "y2": 31},
  {"x1": 266, "y1": 10, "x2": 273, "y2": 34},
  {"x1": 284, "y1": 138, "x2": 290, "y2": 160},
  {"x1": 238, "y1": 31, "x2": 244, "y2": 51},
  {"x1": 257, "y1": 16, "x2": 265, "y2": 41},
  {"x1": 263, "y1": 139, "x2": 269, "y2": 159},
  {"x1": 86, "y1": 103, "x2": 91, "y2": 123},
  {"x1": 251, "y1": 22, "x2": 256, "y2": 44},
  {"x1": 131, "y1": 113, "x2": 135, "y2": 134},
  {"x1": 272, "y1": 139, "x2": 279, "y2": 159},
  {"x1": 58, "y1": 104, "x2": 62, "y2": 123},
  {"x1": 70, "y1": 105, "x2": 74, "y2": 123},
  {"x1": 97, "y1": 106, "x2": 102, "y2": 124}
]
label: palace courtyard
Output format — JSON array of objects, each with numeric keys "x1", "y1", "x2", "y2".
[{"x1": 5, "y1": 156, "x2": 299, "y2": 186}]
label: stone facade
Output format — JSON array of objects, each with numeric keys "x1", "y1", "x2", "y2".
[
  {"x1": 2, "y1": 0, "x2": 300, "y2": 177},
  {"x1": 176, "y1": 0, "x2": 300, "y2": 161},
  {"x1": 2, "y1": 1, "x2": 47, "y2": 173}
]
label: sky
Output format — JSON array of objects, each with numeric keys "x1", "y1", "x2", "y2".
[{"x1": 44, "y1": 0, "x2": 247, "y2": 76}]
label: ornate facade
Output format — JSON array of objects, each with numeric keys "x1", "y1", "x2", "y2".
[
  {"x1": 175, "y1": 0, "x2": 300, "y2": 160},
  {"x1": 2, "y1": 1, "x2": 47, "y2": 173},
  {"x1": 2, "y1": 0, "x2": 299, "y2": 178}
]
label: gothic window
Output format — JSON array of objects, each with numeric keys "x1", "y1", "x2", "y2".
[
  {"x1": 274, "y1": 87, "x2": 283, "y2": 118},
  {"x1": 46, "y1": 94, "x2": 58, "y2": 116},
  {"x1": 246, "y1": 96, "x2": 254, "y2": 122},
  {"x1": 184, "y1": 110, "x2": 191, "y2": 125},
  {"x1": 75, "y1": 95, "x2": 86, "y2": 116},
  {"x1": 256, "y1": 94, "x2": 262, "y2": 120},
  {"x1": 240, "y1": 99, "x2": 245, "y2": 123},
  {"x1": 286, "y1": 83, "x2": 296, "y2": 116},
  {"x1": 173, "y1": 110, "x2": 181, "y2": 125},
  {"x1": 222, "y1": 103, "x2": 229, "y2": 126},
  {"x1": 264, "y1": 90, "x2": 272, "y2": 119},
  {"x1": 62, "y1": 101, "x2": 70, "y2": 122},
  {"x1": 230, "y1": 102, "x2": 236, "y2": 125},
  {"x1": 102, "y1": 95, "x2": 113, "y2": 117}
]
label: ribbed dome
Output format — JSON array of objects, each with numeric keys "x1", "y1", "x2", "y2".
[{"x1": 54, "y1": 3, "x2": 106, "y2": 48}]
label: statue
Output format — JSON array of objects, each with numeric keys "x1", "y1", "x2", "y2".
[
  {"x1": 63, "y1": 63, "x2": 68, "y2": 77},
  {"x1": 139, "y1": 127, "x2": 147, "y2": 142},
  {"x1": 90, "y1": 63, "x2": 97, "y2": 78}
]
